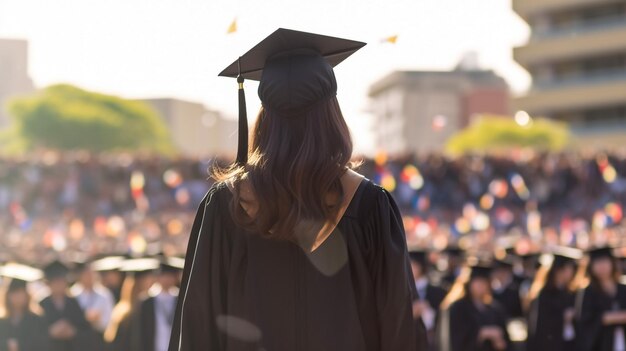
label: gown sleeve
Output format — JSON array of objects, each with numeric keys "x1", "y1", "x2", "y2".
[
  {"x1": 363, "y1": 185, "x2": 426, "y2": 351},
  {"x1": 168, "y1": 183, "x2": 232, "y2": 351}
]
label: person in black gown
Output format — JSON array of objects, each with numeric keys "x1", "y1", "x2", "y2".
[
  {"x1": 441, "y1": 246, "x2": 464, "y2": 291},
  {"x1": 132, "y1": 257, "x2": 182, "y2": 351},
  {"x1": 439, "y1": 263, "x2": 511, "y2": 351},
  {"x1": 526, "y1": 249, "x2": 579, "y2": 351},
  {"x1": 491, "y1": 258, "x2": 522, "y2": 320},
  {"x1": 104, "y1": 257, "x2": 158, "y2": 351},
  {"x1": 576, "y1": 246, "x2": 626, "y2": 351},
  {"x1": 168, "y1": 28, "x2": 426, "y2": 351},
  {"x1": 409, "y1": 249, "x2": 446, "y2": 350},
  {"x1": 39, "y1": 260, "x2": 91, "y2": 351},
  {"x1": 0, "y1": 267, "x2": 49, "y2": 351}
]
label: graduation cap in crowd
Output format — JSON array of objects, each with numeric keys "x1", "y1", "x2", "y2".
[
  {"x1": 444, "y1": 245, "x2": 464, "y2": 257},
  {"x1": 549, "y1": 246, "x2": 583, "y2": 268},
  {"x1": 0, "y1": 263, "x2": 43, "y2": 291},
  {"x1": 90, "y1": 255, "x2": 127, "y2": 272},
  {"x1": 218, "y1": 28, "x2": 366, "y2": 165},
  {"x1": 468, "y1": 263, "x2": 492, "y2": 280},
  {"x1": 119, "y1": 257, "x2": 160, "y2": 277},
  {"x1": 43, "y1": 259, "x2": 70, "y2": 280},
  {"x1": 159, "y1": 256, "x2": 185, "y2": 275},
  {"x1": 493, "y1": 256, "x2": 516, "y2": 271},
  {"x1": 587, "y1": 246, "x2": 615, "y2": 260}
]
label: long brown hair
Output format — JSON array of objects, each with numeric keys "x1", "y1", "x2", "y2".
[{"x1": 212, "y1": 96, "x2": 354, "y2": 241}]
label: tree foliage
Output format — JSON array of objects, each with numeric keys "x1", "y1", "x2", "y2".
[
  {"x1": 4, "y1": 84, "x2": 174, "y2": 154},
  {"x1": 445, "y1": 115, "x2": 570, "y2": 155}
]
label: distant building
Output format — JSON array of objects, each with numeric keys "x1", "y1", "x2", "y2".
[
  {"x1": 368, "y1": 67, "x2": 509, "y2": 154},
  {"x1": 140, "y1": 98, "x2": 238, "y2": 157},
  {"x1": 513, "y1": 0, "x2": 626, "y2": 147},
  {"x1": 0, "y1": 38, "x2": 35, "y2": 127}
]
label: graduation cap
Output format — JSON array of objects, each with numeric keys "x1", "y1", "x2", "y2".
[
  {"x1": 539, "y1": 246, "x2": 582, "y2": 268},
  {"x1": 444, "y1": 245, "x2": 464, "y2": 258},
  {"x1": 587, "y1": 246, "x2": 615, "y2": 260},
  {"x1": 469, "y1": 264, "x2": 493, "y2": 280},
  {"x1": 159, "y1": 256, "x2": 185, "y2": 275},
  {"x1": 218, "y1": 28, "x2": 366, "y2": 165},
  {"x1": 43, "y1": 260, "x2": 70, "y2": 280},
  {"x1": 120, "y1": 258, "x2": 160, "y2": 277},
  {"x1": 90, "y1": 255, "x2": 127, "y2": 272},
  {"x1": 493, "y1": 257, "x2": 516, "y2": 270},
  {"x1": 0, "y1": 263, "x2": 43, "y2": 291}
]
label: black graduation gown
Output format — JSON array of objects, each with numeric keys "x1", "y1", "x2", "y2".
[
  {"x1": 526, "y1": 287, "x2": 576, "y2": 351},
  {"x1": 440, "y1": 297, "x2": 511, "y2": 351},
  {"x1": 131, "y1": 296, "x2": 156, "y2": 351},
  {"x1": 0, "y1": 312, "x2": 50, "y2": 351},
  {"x1": 40, "y1": 295, "x2": 91, "y2": 351},
  {"x1": 168, "y1": 179, "x2": 426, "y2": 351},
  {"x1": 132, "y1": 295, "x2": 177, "y2": 351},
  {"x1": 420, "y1": 284, "x2": 446, "y2": 312},
  {"x1": 414, "y1": 283, "x2": 446, "y2": 350},
  {"x1": 492, "y1": 282, "x2": 523, "y2": 319},
  {"x1": 577, "y1": 283, "x2": 626, "y2": 351}
]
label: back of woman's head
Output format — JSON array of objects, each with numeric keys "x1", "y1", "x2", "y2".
[
  {"x1": 212, "y1": 96, "x2": 354, "y2": 241},
  {"x1": 587, "y1": 256, "x2": 620, "y2": 290}
]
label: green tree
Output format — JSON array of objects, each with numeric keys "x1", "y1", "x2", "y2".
[
  {"x1": 445, "y1": 114, "x2": 570, "y2": 155},
  {"x1": 4, "y1": 84, "x2": 174, "y2": 154}
]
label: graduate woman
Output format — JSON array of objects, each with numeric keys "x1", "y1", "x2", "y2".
[
  {"x1": 438, "y1": 263, "x2": 510, "y2": 351},
  {"x1": 525, "y1": 249, "x2": 580, "y2": 351},
  {"x1": 577, "y1": 247, "x2": 626, "y2": 351},
  {"x1": 0, "y1": 266, "x2": 50, "y2": 351},
  {"x1": 168, "y1": 28, "x2": 426, "y2": 351}
]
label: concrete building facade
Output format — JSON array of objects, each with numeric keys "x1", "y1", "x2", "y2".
[
  {"x1": 0, "y1": 38, "x2": 35, "y2": 127},
  {"x1": 141, "y1": 98, "x2": 238, "y2": 157},
  {"x1": 368, "y1": 69, "x2": 510, "y2": 154},
  {"x1": 513, "y1": 0, "x2": 626, "y2": 147}
]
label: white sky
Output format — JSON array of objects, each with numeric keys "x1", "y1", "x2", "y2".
[{"x1": 0, "y1": 0, "x2": 530, "y2": 154}]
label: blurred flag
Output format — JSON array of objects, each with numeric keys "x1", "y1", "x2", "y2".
[
  {"x1": 227, "y1": 18, "x2": 238, "y2": 34},
  {"x1": 381, "y1": 35, "x2": 398, "y2": 44}
]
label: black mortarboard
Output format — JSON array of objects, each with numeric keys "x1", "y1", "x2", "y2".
[
  {"x1": 0, "y1": 263, "x2": 43, "y2": 291},
  {"x1": 444, "y1": 246, "x2": 465, "y2": 259},
  {"x1": 43, "y1": 260, "x2": 70, "y2": 280},
  {"x1": 469, "y1": 264, "x2": 492, "y2": 280},
  {"x1": 588, "y1": 246, "x2": 615, "y2": 260},
  {"x1": 218, "y1": 28, "x2": 366, "y2": 165}
]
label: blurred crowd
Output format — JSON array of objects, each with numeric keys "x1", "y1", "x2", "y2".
[
  {"x1": 2, "y1": 150, "x2": 626, "y2": 261},
  {"x1": 2, "y1": 150, "x2": 626, "y2": 350}
]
